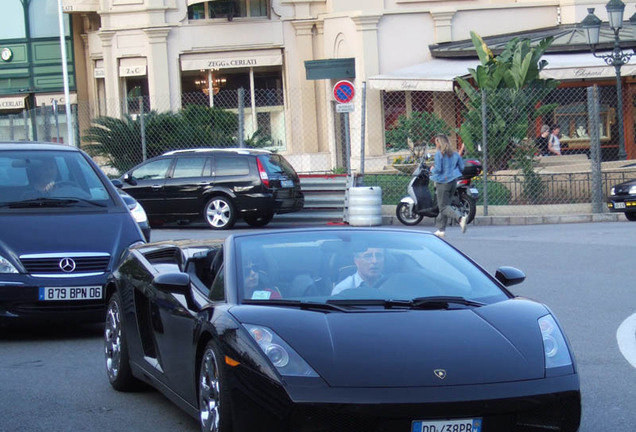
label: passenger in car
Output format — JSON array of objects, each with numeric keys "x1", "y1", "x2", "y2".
[
  {"x1": 24, "y1": 157, "x2": 59, "y2": 197},
  {"x1": 242, "y1": 255, "x2": 281, "y2": 300}
]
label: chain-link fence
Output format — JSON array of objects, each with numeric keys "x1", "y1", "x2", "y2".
[{"x1": 1, "y1": 83, "x2": 635, "y2": 215}]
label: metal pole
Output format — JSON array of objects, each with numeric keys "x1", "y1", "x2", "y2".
[
  {"x1": 587, "y1": 86, "x2": 603, "y2": 213},
  {"x1": 57, "y1": 0, "x2": 73, "y2": 146},
  {"x1": 23, "y1": 110, "x2": 29, "y2": 141},
  {"x1": 139, "y1": 96, "x2": 146, "y2": 161},
  {"x1": 344, "y1": 112, "x2": 351, "y2": 176},
  {"x1": 53, "y1": 100, "x2": 60, "y2": 143},
  {"x1": 481, "y1": 89, "x2": 488, "y2": 216},
  {"x1": 614, "y1": 62, "x2": 627, "y2": 160},
  {"x1": 238, "y1": 87, "x2": 245, "y2": 148},
  {"x1": 359, "y1": 81, "x2": 367, "y2": 185}
]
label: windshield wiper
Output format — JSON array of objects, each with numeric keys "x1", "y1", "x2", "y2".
[
  {"x1": 243, "y1": 299, "x2": 351, "y2": 312},
  {"x1": 5, "y1": 197, "x2": 106, "y2": 208},
  {"x1": 410, "y1": 296, "x2": 485, "y2": 309}
]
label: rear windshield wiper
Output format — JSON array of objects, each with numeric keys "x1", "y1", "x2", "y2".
[
  {"x1": 5, "y1": 198, "x2": 106, "y2": 208},
  {"x1": 243, "y1": 299, "x2": 351, "y2": 312}
]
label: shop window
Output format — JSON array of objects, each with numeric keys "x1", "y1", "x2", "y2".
[
  {"x1": 125, "y1": 77, "x2": 150, "y2": 114},
  {"x1": 0, "y1": 0, "x2": 26, "y2": 39},
  {"x1": 187, "y1": 0, "x2": 269, "y2": 20},
  {"x1": 29, "y1": 0, "x2": 70, "y2": 38}
]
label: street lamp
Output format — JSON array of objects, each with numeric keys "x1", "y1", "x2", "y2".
[{"x1": 580, "y1": 0, "x2": 636, "y2": 160}]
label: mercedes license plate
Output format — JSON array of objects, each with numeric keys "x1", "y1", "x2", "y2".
[
  {"x1": 614, "y1": 202, "x2": 626, "y2": 209},
  {"x1": 39, "y1": 286, "x2": 102, "y2": 301},
  {"x1": 412, "y1": 418, "x2": 482, "y2": 432}
]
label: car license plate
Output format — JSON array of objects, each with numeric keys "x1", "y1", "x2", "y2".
[
  {"x1": 614, "y1": 202, "x2": 626, "y2": 209},
  {"x1": 412, "y1": 418, "x2": 482, "y2": 432},
  {"x1": 281, "y1": 179, "x2": 294, "y2": 188},
  {"x1": 38, "y1": 286, "x2": 102, "y2": 301}
]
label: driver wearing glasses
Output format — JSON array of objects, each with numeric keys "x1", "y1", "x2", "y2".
[{"x1": 331, "y1": 246, "x2": 385, "y2": 295}]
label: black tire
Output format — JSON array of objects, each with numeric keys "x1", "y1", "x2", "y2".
[
  {"x1": 104, "y1": 291, "x2": 140, "y2": 391},
  {"x1": 199, "y1": 340, "x2": 232, "y2": 432},
  {"x1": 203, "y1": 196, "x2": 237, "y2": 230},
  {"x1": 455, "y1": 192, "x2": 477, "y2": 224},
  {"x1": 625, "y1": 212, "x2": 636, "y2": 221},
  {"x1": 244, "y1": 212, "x2": 274, "y2": 227},
  {"x1": 395, "y1": 202, "x2": 424, "y2": 226}
]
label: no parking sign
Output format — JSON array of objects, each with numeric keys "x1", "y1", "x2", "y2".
[{"x1": 333, "y1": 80, "x2": 355, "y2": 103}]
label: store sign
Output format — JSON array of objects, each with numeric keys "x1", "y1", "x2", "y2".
[
  {"x1": 35, "y1": 93, "x2": 78, "y2": 107},
  {"x1": 0, "y1": 96, "x2": 25, "y2": 110},
  {"x1": 180, "y1": 49, "x2": 283, "y2": 71},
  {"x1": 94, "y1": 68, "x2": 105, "y2": 78},
  {"x1": 119, "y1": 58, "x2": 147, "y2": 77}
]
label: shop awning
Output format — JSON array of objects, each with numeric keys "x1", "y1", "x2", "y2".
[
  {"x1": 0, "y1": 96, "x2": 26, "y2": 110},
  {"x1": 180, "y1": 48, "x2": 283, "y2": 71},
  {"x1": 368, "y1": 51, "x2": 636, "y2": 92}
]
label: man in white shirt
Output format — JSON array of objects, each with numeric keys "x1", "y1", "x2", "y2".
[{"x1": 331, "y1": 247, "x2": 385, "y2": 295}]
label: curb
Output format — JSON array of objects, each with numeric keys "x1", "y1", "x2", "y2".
[{"x1": 381, "y1": 212, "x2": 623, "y2": 226}]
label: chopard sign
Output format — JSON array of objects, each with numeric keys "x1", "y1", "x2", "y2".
[{"x1": 574, "y1": 68, "x2": 604, "y2": 78}]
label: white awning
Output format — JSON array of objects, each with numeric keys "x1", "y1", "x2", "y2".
[
  {"x1": 368, "y1": 51, "x2": 636, "y2": 92},
  {"x1": 0, "y1": 96, "x2": 26, "y2": 110},
  {"x1": 119, "y1": 57, "x2": 147, "y2": 77},
  {"x1": 35, "y1": 92, "x2": 77, "y2": 107},
  {"x1": 180, "y1": 49, "x2": 283, "y2": 71}
]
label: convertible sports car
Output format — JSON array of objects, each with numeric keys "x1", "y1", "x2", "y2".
[{"x1": 104, "y1": 228, "x2": 581, "y2": 432}]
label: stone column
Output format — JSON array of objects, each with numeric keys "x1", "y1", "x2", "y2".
[
  {"x1": 143, "y1": 27, "x2": 172, "y2": 112},
  {"x1": 97, "y1": 30, "x2": 120, "y2": 117}
]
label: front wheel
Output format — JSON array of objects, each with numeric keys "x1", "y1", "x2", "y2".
[
  {"x1": 455, "y1": 192, "x2": 477, "y2": 224},
  {"x1": 203, "y1": 196, "x2": 237, "y2": 230},
  {"x1": 104, "y1": 291, "x2": 140, "y2": 391},
  {"x1": 396, "y1": 202, "x2": 424, "y2": 226},
  {"x1": 199, "y1": 340, "x2": 232, "y2": 432}
]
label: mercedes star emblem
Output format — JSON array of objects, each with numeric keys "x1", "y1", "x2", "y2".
[
  {"x1": 59, "y1": 258, "x2": 76, "y2": 273},
  {"x1": 434, "y1": 369, "x2": 447, "y2": 380}
]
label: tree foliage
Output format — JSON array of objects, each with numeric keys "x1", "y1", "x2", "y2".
[
  {"x1": 385, "y1": 111, "x2": 452, "y2": 162},
  {"x1": 456, "y1": 32, "x2": 559, "y2": 171},
  {"x1": 82, "y1": 105, "x2": 239, "y2": 174}
]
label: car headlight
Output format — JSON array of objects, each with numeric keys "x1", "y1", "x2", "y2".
[
  {"x1": 610, "y1": 187, "x2": 616, "y2": 196},
  {"x1": 128, "y1": 201, "x2": 148, "y2": 224},
  {"x1": 539, "y1": 314, "x2": 573, "y2": 374},
  {"x1": 0, "y1": 255, "x2": 19, "y2": 273},
  {"x1": 629, "y1": 185, "x2": 636, "y2": 195},
  {"x1": 244, "y1": 324, "x2": 319, "y2": 377}
]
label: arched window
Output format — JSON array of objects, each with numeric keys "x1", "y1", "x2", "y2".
[{"x1": 0, "y1": 0, "x2": 26, "y2": 39}]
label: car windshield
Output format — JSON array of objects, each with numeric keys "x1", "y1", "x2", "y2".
[
  {"x1": 234, "y1": 230, "x2": 509, "y2": 306},
  {"x1": 0, "y1": 149, "x2": 114, "y2": 210}
]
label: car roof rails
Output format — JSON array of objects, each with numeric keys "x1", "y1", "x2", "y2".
[{"x1": 162, "y1": 148, "x2": 272, "y2": 156}]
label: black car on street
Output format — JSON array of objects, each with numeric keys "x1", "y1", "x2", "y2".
[
  {"x1": 607, "y1": 178, "x2": 636, "y2": 221},
  {"x1": 118, "y1": 148, "x2": 304, "y2": 230},
  {"x1": 104, "y1": 228, "x2": 581, "y2": 432}
]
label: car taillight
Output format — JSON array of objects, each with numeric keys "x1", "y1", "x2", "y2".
[{"x1": 256, "y1": 158, "x2": 270, "y2": 187}]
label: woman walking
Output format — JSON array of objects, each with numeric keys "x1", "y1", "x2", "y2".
[{"x1": 430, "y1": 134, "x2": 467, "y2": 238}]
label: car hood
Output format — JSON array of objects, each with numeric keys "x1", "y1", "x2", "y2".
[
  {"x1": 613, "y1": 178, "x2": 636, "y2": 189},
  {"x1": 0, "y1": 212, "x2": 142, "y2": 260},
  {"x1": 231, "y1": 299, "x2": 550, "y2": 387}
]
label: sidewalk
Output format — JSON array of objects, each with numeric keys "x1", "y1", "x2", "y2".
[{"x1": 380, "y1": 204, "x2": 624, "y2": 226}]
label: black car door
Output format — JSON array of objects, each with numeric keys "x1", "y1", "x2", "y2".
[
  {"x1": 123, "y1": 158, "x2": 172, "y2": 216},
  {"x1": 149, "y1": 247, "x2": 221, "y2": 402},
  {"x1": 161, "y1": 156, "x2": 212, "y2": 217}
]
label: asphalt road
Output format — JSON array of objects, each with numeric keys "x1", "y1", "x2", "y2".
[{"x1": 1, "y1": 220, "x2": 635, "y2": 431}]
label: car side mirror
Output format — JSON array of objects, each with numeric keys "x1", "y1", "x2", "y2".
[
  {"x1": 111, "y1": 179, "x2": 123, "y2": 189},
  {"x1": 495, "y1": 266, "x2": 526, "y2": 287},
  {"x1": 153, "y1": 272, "x2": 196, "y2": 309},
  {"x1": 123, "y1": 173, "x2": 137, "y2": 186}
]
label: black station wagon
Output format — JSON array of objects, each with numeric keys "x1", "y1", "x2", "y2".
[{"x1": 119, "y1": 148, "x2": 304, "y2": 230}]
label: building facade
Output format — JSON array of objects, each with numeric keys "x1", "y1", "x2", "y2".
[{"x1": 3, "y1": 1, "x2": 634, "y2": 173}]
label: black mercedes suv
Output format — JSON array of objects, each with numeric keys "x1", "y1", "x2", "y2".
[{"x1": 119, "y1": 148, "x2": 304, "y2": 230}]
